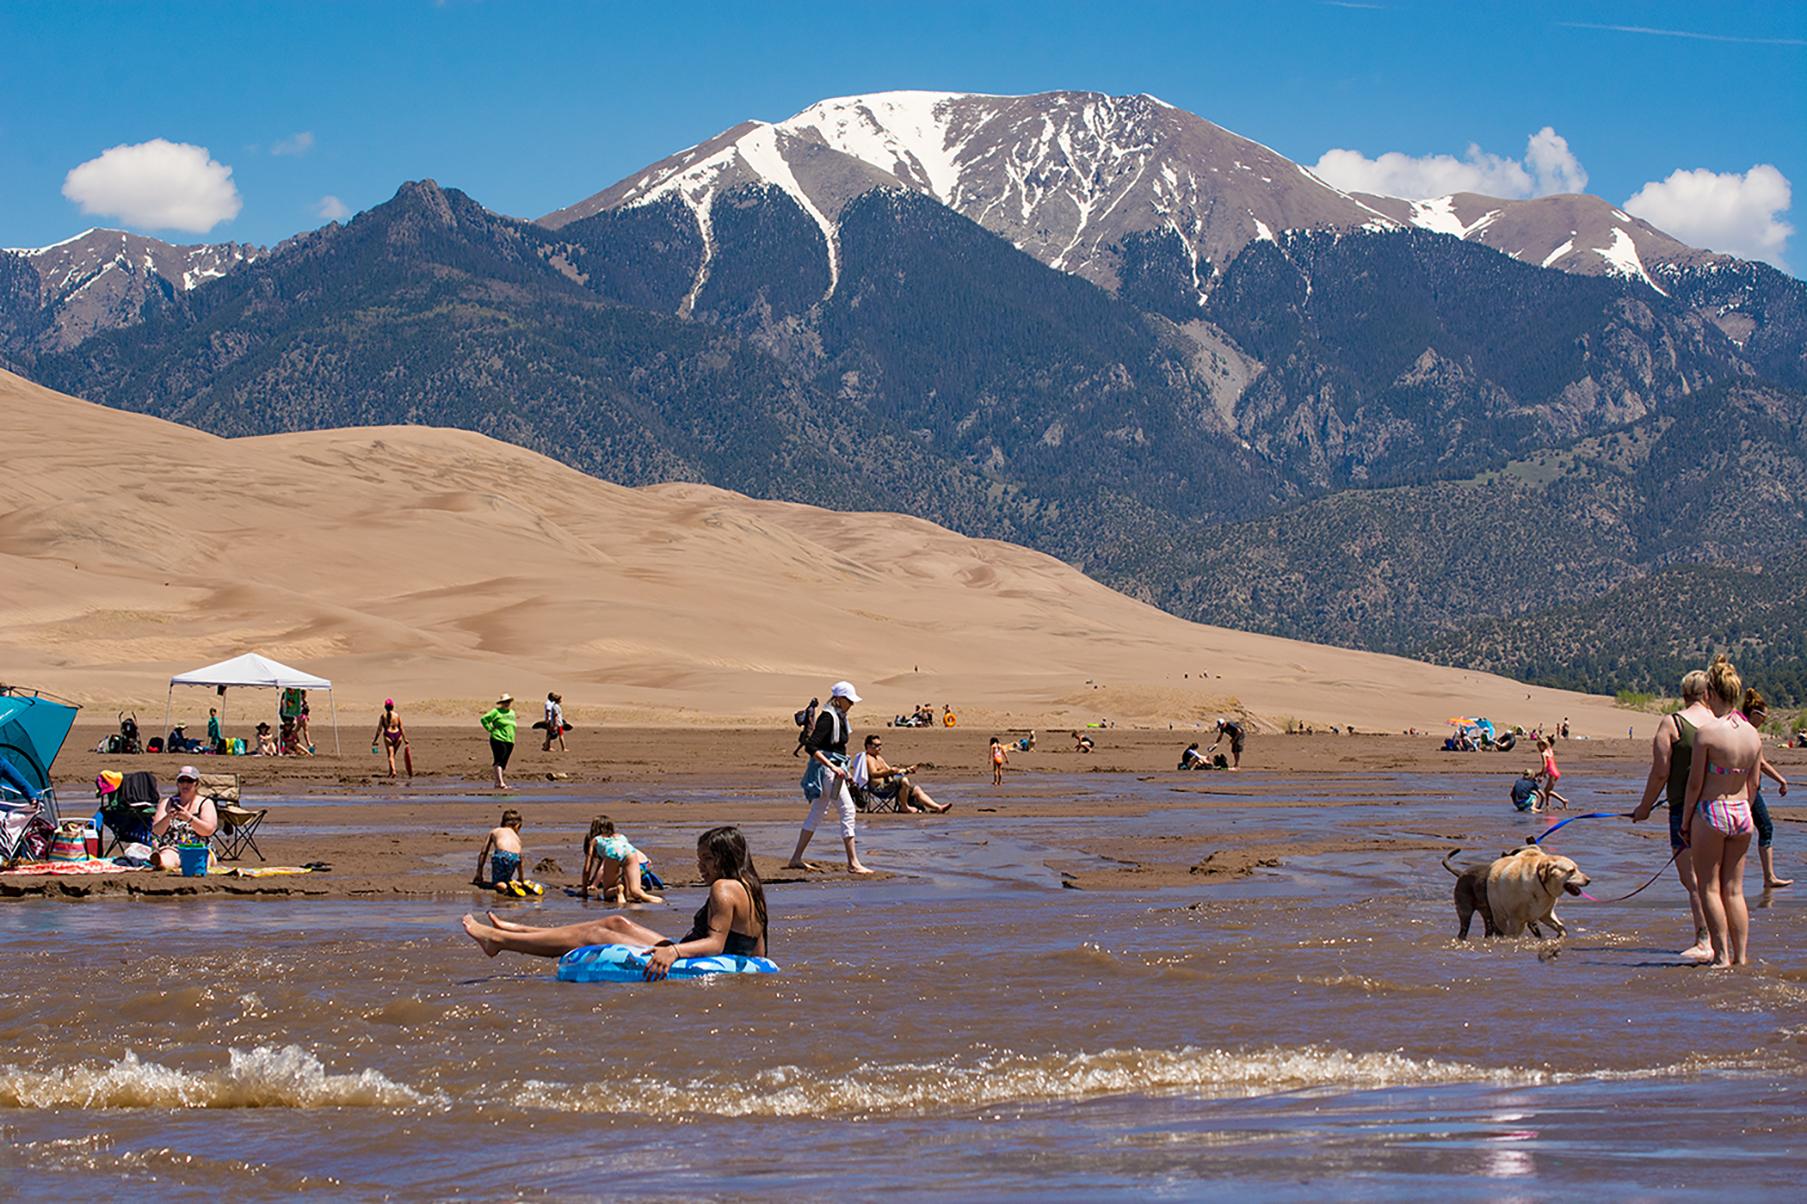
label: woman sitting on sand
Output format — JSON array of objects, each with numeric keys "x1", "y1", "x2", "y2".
[{"x1": 463, "y1": 826, "x2": 766, "y2": 978}]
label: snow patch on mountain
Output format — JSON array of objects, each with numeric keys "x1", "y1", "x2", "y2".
[{"x1": 1595, "y1": 226, "x2": 1668, "y2": 296}]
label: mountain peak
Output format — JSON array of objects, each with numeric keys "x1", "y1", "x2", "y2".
[{"x1": 542, "y1": 89, "x2": 1390, "y2": 310}]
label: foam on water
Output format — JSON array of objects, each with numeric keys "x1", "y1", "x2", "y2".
[
  {"x1": 0, "y1": 1045, "x2": 435, "y2": 1110},
  {"x1": 516, "y1": 1044, "x2": 1549, "y2": 1119}
]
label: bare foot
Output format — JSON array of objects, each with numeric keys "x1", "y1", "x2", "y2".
[
  {"x1": 631, "y1": 893, "x2": 665, "y2": 904},
  {"x1": 1679, "y1": 941, "x2": 1714, "y2": 963},
  {"x1": 783, "y1": 861, "x2": 821, "y2": 871},
  {"x1": 461, "y1": 914, "x2": 501, "y2": 957},
  {"x1": 848, "y1": 862, "x2": 875, "y2": 875},
  {"x1": 1765, "y1": 877, "x2": 1793, "y2": 888},
  {"x1": 485, "y1": 910, "x2": 533, "y2": 932}
]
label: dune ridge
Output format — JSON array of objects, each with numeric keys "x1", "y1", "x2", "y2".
[{"x1": 0, "y1": 369, "x2": 1642, "y2": 734}]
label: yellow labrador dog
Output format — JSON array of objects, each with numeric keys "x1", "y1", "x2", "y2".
[{"x1": 1485, "y1": 846, "x2": 1590, "y2": 937}]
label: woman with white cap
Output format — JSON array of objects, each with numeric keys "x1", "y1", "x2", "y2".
[{"x1": 786, "y1": 681, "x2": 873, "y2": 875}]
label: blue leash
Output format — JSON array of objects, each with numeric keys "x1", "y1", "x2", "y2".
[
  {"x1": 1533, "y1": 800, "x2": 1682, "y2": 902},
  {"x1": 1533, "y1": 811, "x2": 1630, "y2": 843}
]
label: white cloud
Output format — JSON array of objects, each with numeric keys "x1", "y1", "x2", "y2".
[
  {"x1": 1524, "y1": 128, "x2": 1587, "y2": 195},
  {"x1": 1624, "y1": 164, "x2": 1793, "y2": 269},
  {"x1": 62, "y1": 139, "x2": 242, "y2": 233},
  {"x1": 271, "y1": 131, "x2": 316, "y2": 157},
  {"x1": 316, "y1": 195, "x2": 352, "y2": 221},
  {"x1": 1311, "y1": 127, "x2": 1587, "y2": 200}
]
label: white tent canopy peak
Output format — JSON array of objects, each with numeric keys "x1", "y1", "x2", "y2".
[{"x1": 168, "y1": 652, "x2": 332, "y2": 690}]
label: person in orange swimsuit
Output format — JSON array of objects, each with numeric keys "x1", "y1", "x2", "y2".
[{"x1": 1534, "y1": 736, "x2": 1570, "y2": 811}]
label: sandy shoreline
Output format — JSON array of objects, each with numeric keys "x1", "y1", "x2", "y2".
[{"x1": 9, "y1": 725, "x2": 1798, "y2": 901}]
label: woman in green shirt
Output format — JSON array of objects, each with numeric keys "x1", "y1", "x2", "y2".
[{"x1": 480, "y1": 693, "x2": 517, "y2": 790}]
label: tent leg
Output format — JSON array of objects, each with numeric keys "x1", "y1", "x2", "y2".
[
  {"x1": 330, "y1": 688, "x2": 340, "y2": 758},
  {"x1": 162, "y1": 686, "x2": 172, "y2": 753}
]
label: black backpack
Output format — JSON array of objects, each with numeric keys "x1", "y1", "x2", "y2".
[{"x1": 792, "y1": 698, "x2": 819, "y2": 755}]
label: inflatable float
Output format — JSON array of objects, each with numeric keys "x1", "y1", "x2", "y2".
[{"x1": 555, "y1": 943, "x2": 779, "y2": 983}]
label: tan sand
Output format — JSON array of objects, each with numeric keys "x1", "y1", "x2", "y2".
[{"x1": 3, "y1": 367, "x2": 1643, "y2": 736}]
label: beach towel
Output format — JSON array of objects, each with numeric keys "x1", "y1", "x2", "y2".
[
  {"x1": 0, "y1": 859, "x2": 150, "y2": 876},
  {"x1": 222, "y1": 864, "x2": 328, "y2": 877}
]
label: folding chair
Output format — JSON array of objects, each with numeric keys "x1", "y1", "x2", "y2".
[
  {"x1": 1, "y1": 795, "x2": 54, "y2": 862},
  {"x1": 201, "y1": 774, "x2": 266, "y2": 862},
  {"x1": 100, "y1": 770, "x2": 158, "y2": 856},
  {"x1": 853, "y1": 780, "x2": 905, "y2": 814}
]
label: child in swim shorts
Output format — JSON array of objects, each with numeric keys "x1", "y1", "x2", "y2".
[
  {"x1": 475, "y1": 809, "x2": 540, "y2": 895},
  {"x1": 582, "y1": 816, "x2": 663, "y2": 904}
]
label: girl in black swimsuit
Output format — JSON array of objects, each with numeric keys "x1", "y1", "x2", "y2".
[{"x1": 462, "y1": 827, "x2": 767, "y2": 979}]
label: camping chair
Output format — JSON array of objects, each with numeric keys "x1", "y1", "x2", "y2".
[
  {"x1": 1, "y1": 796, "x2": 56, "y2": 862},
  {"x1": 100, "y1": 770, "x2": 159, "y2": 855},
  {"x1": 852, "y1": 778, "x2": 906, "y2": 814},
  {"x1": 202, "y1": 773, "x2": 266, "y2": 862}
]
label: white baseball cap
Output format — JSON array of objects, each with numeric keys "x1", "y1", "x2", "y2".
[
  {"x1": 830, "y1": 680, "x2": 862, "y2": 703},
  {"x1": 177, "y1": 766, "x2": 200, "y2": 782}
]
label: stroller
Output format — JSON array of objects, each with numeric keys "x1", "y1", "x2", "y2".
[{"x1": 97, "y1": 711, "x2": 143, "y2": 755}]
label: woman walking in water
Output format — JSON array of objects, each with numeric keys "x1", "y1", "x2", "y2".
[
  {"x1": 480, "y1": 693, "x2": 517, "y2": 791},
  {"x1": 1632, "y1": 669, "x2": 1716, "y2": 960},
  {"x1": 1741, "y1": 689, "x2": 1793, "y2": 890},
  {"x1": 1680, "y1": 656, "x2": 1763, "y2": 968},
  {"x1": 785, "y1": 681, "x2": 872, "y2": 875},
  {"x1": 462, "y1": 826, "x2": 766, "y2": 979},
  {"x1": 372, "y1": 698, "x2": 411, "y2": 779}
]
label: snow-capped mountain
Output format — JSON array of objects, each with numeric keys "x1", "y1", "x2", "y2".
[
  {"x1": 545, "y1": 89, "x2": 1755, "y2": 314},
  {"x1": 541, "y1": 90, "x2": 1395, "y2": 305},
  {"x1": 4, "y1": 228, "x2": 262, "y2": 349},
  {"x1": 1350, "y1": 190, "x2": 1718, "y2": 294}
]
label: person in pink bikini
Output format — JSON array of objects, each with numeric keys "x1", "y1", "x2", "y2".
[{"x1": 1680, "y1": 655, "x2": 1763, "y2": 968}]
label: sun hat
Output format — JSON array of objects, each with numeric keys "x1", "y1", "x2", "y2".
[
  {"x1": 96, "y1": 770, "x2": 123, "y2": 794},
  {"x1": 830, "y1": 681, "x2": 862, "y2": 704},
  {"x1": 498, "y1": 692, "x2": 514, "y2": 705},
  {"x1": 177, "y1": 766, "x2": 200, "y2": 782}
]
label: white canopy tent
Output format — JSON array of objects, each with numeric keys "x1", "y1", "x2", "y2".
[{"x1": 164, "y1": 652, "x2": 339, "y2": 756}]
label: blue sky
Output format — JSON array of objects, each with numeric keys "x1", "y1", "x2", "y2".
[{"x1": 3, "y1": 0, "x2": 1802, "y2": 268}]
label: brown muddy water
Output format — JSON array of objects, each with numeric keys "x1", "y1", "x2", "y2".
[{"x1": 1, "y1": 772, "x2": 1803, "y2": 1198}]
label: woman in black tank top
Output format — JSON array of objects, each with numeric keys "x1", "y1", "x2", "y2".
[{"x1": 461, "y1": 826, "x2": 768, "y2": 979}]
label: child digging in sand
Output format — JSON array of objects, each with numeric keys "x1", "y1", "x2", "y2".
[
  {"x1": 581, "y1": 816, "x2": 664, "y2": 904},
  {"x1": 475, "y1": 809, "x2": 541, "y2": 896}
]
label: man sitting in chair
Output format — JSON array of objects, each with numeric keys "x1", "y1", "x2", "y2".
[
  {"x1": 853, "y1": 734, "x2": 950, "y2": 813},
  {"x1": 149, "y1": 767, "x2": 219, "y2": 871}
]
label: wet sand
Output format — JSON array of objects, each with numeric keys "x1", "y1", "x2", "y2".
[{"x1": 15, "y1": 727, "x2": 1802, "y2": 899}]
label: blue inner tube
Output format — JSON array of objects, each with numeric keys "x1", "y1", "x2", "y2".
[{"x1": 555, "y1": 943, "x2": 779, "y2": 983}]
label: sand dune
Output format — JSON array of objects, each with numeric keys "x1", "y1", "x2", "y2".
[{"x1": 1, "y1": 368, "x2": 1646, "y2": 735}]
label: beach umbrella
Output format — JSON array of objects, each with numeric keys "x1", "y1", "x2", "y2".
[{"x1": 0, "y1": 691, "x2": 79, "y2": 796}]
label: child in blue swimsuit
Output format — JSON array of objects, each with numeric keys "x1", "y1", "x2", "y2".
[{"x1": 581, "y1": 816, "x2": 663, "y2": 904}]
